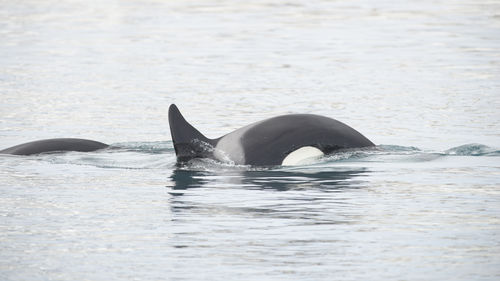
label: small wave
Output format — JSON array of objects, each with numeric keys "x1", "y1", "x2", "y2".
[
  {"x1": 110, "y1": 141, "x2": 174, "y2": 154},
  {"x1": 445, "y1": 143, "x2": 499, "y2": 156},
  {"x1": 13, "y1": 142, "x2": 497, "y2": 171},
  {"x1": 322, "y1": 148, "x2": 373, "y2": 162},
  {"x1": 178, "y1": 158, "x2": 254, "y2": 172},
  {"x1": 321, "y1": 145, "x2": 424, "y2": 163},
  {"x1": 376, "y1": 145, "x2": 421, "y2": 153},
  {"x1": 30, "y1": 141, "x2": 177, "y2": 170},
  {"x1": 177, "y1": 145, "x2": 427, "y2": 170},
  {"x1": 44, "y1": 151, "x2": 176, "y2": 170}
]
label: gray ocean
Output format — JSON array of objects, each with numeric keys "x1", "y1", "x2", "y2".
[{"x1": 1, "y1": 0, "x2": 500, "y2": 280}]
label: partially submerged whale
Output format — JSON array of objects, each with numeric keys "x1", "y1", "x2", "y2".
[
  {"x1": 169, "y1": 104, "x2": 374, "y2": 166},
  {"x1": 1, "y1": 105, "x2": 375, "y2": 165},
  {"x1": 0, "y1": 138, "x2": 108, "y2": 155}
]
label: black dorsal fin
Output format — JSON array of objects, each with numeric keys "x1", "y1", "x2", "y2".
[{"x1": 168, "y1": 104, "x2": 213, "y2": 162}]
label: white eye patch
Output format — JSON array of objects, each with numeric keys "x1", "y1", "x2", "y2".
[{"x1": 281, "y1": 146, "x2": 324, "y2": 166}]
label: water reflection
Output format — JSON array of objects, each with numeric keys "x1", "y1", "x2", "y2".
[
  {"x1": 168, "y1": 166, "x2": 369, "y2": 192},
  {"x1": 166, "y1": 166, "x2": 370, "y2": 227}
]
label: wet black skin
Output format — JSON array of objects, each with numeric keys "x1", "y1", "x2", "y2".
[
  {"x1": 0, "y1": 138, "x2": 108, "y2": 155},
  {"x1": 168, "y1": 104, "x2": 375, "y2": 166},
  {"x1": 238, "y1": 114, "x2": 375, "y2": 165}
]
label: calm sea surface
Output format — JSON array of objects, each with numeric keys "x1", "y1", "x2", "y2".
[{"x1": 1, "y1": 0, "x2": 500, "y2": 280}]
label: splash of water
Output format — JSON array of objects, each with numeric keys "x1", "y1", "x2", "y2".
[
  {"x1": 4, "y1": 142, "x2": 497, "y2": 171},
  {"x1": 445, "y1": 143, "x2": 500, "y2": 156}
]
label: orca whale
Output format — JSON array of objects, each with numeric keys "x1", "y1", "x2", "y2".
[
  {"x1": 0, "y1": 138, "x2": 108, "y2": 155},
  {"x1": 169, "y1": 104, "x2": 374, "y2": 166}
]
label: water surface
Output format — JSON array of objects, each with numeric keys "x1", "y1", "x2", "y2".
[{"x1": 1, "y1": 0, "x2": 500, "y2": 280}]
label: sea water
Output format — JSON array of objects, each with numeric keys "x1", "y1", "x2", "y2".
[{"x1": 1, "y1": 0, "x2": 500, "y2": 280}]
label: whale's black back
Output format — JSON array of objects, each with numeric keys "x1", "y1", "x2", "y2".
[
  {"x1": 0, "y1": 138, "x2": 108, "y2": 155},
  {"x1": 240, "y1": 114, "x2": 374, "y2": 165}
]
